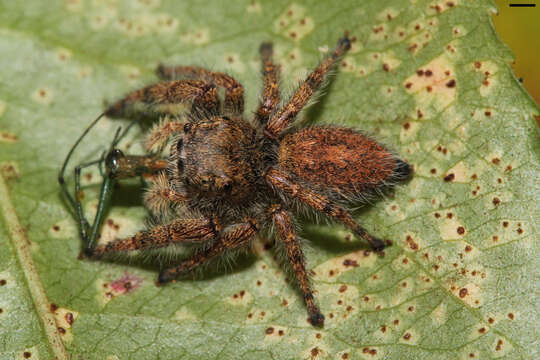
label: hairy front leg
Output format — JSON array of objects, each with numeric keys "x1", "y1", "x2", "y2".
[
  {"x1": 269, "y1": 204, "x2": 324, "y2": 327},
  {"x1": 158, "y1": 218, "x2": 259, "y2": 283},
  {"x1": 255, "y1": 42, "x2": 280, "y2": 125},
  {"x1": 105, "y1": 80, "x2": 220, "y2": 118},
  {"x1": 264, "y1": 34, "x2": 351, "y2": 139},
  {"x1": 91, "y1": 217, "x2": 221, "y2": 257},
  {"x1": 156, "y1": 65, "x2": 244, "y2": 115},
  {"x1": 266, "y1": 168, "x2": 385, "y2": 251}
]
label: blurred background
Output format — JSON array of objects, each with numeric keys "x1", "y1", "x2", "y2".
[{"x1": 493, "y1": 0, "x2": 540, "y2": 106}]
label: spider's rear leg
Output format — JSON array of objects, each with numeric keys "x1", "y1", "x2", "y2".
[
  {"x1": 264, "y1": 34, "x2": 351, "y2": 139},
  {"x1": 158, "y1": 218, "x2": 260, "y2": 283},
  {"x1": 105, "y1": 79, "x2": 221, "y2": 119},
  {"x1": 266, "y1": 168, "x2": 385, "y2": 251},
  {"x1": 156, "y1": 65, "x2": 244, "y2": 116},
  {"x1": 269, "y1": 204, "x2": 324, "y2": 327},
  {"x1": 255, "y1": 42, "x2": 280, "y2": 125},
  {"x1": 92, "y1": 216, "x2": 221, "y2": 257}
]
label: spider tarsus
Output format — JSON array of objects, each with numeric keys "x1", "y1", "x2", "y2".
[
  {"x1": 371, "y1": 237, "x2": 386, "y2": 252},
  {"x1": 395, "y1": 159, "x2": 413, "y2": 179},
  {"x1": 157, "y1": 270, "x2": 174, "y2": 285},
  {"x1": 259, "y1": 42, "x2": 273, "y2": 56},
  {"x1": 338, "y1": 35, "x2": 351, "y2": 51},
  {"x1": 155, "y1": 63, "x2": 167, "y2": 78},
  {"x1": 309, "y1": 312, "x2": 325, "y2": 327}
]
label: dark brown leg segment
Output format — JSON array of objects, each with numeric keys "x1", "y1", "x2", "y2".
[
  {"x1": 264, "y1": 35, "x2": 351, "y2": 139},
  {"x1": 255, "y1": 43, "x2": 280, "y2": 125},
  {"x1": 266, "y1": 168, "x2": 385, "y2": 251},
  {"x1": 105, "y1": 80, "x2": 220, "y2": 118},
  {"x1": 92, "y1": 217, "x2": 221, "y2": 257},
  {"x1": 269, "y1": 204, "x2": 324, "y2": 327},
  {"x1": 158, "y1": 218, "x2": 259, "y2": 283},
  {"x1": 156, "y1": 65, "x2": 244, "y2": 115}
]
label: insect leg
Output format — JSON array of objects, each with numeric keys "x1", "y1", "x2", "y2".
[
  {"x1": 264, "y1": 34, "x2": 351, "y2": 139},
  {"x1": 58, "y1": 113, "x2": 106, "y2": 212},
  {"x1": 157, "y1": 218, "x2": 259, "y2": 283},
  {"x1": 266, "y1": 168, "x2": 385, "y2": 251},
  {"x1": 269, "y1": 204, "x2": 324, "y2": 327}
]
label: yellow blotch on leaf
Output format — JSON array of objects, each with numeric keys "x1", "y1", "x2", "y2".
[{"x1": 273, "y1": 3, "x2": 314, "y2": 42}]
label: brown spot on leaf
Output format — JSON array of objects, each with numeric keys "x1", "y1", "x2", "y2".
[
  {"x1": 403, "y1": 332, "x2": 411, "y2": 340},
  {"x1": 265, "y1": 327, "x2": 274, "y2": 335},
  {"x1": 343, "y1": 259, "x2": 359, "y2": 267},
  {"x1": 443, "y1": 173, "x2": 455, "y2": 182},
  {"x1": 65, "y1": 312, "x2": 74, "y2": 326}
]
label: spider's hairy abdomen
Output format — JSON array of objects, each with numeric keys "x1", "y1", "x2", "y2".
[{"x1": 278, "y1": 127, "x2": 407, "y2": 196}]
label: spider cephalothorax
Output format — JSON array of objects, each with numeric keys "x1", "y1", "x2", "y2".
[{"x1": 59, "y1": 33, "x2": 411, "y2": 327}]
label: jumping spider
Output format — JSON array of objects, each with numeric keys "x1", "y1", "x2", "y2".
[{"x1": 59, "y1": 33, "x2": 411, "y2": 327}]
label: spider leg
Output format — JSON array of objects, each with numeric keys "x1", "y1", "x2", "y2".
[
  {"x1": 156, "y1": 65, "x2": 244, "y2": 115},
  {"x1": 143, "y1": 117, "x2": 185, "y2": 153},
  {"x1": 158, "y1": 218, "x2": 259, "y2": 283},
  {"x1": 255, "y1": 42, "x2": 280, "y2": 125},
  {"x1": 269, "y1": 204, "x2": 324, "y2": 327},
  {"x1": 144, "y1": 172, "x2": 188, "y2": 217},
  {"x1": 105, "y1": 80, "x2": 220, "y2": 118},
  {"x1": 264, "y1": 34, "x2": 351, "y2": 140},
  {"x1": 92, "y1": 216, "x2": 221, "y2": 257},
  {"x1": 266, "y1": 168, "x2": 385, "y2": 251}
]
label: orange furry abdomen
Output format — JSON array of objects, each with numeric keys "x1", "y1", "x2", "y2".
[{"x1": 278, "y1": 127, "x2": 396, "y2": 192}]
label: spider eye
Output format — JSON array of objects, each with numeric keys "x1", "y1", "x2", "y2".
[
  {"x1": 222, "y1": 116, "x2": 231, "y2": 121},
  {"x1": 183, "y1": 123, "x2": 192, "y2": 132},
  {"x1": 223, "y1": 182, "x2": 232, "y2": 192}
]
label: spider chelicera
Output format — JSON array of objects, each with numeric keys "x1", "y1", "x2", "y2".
[{"x1": 59, "y1": 33, "x2": 411, "y2": 327}]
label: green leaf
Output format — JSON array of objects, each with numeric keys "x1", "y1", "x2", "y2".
[{"x1": 1, "y1": 0, "x2": 539, "y2": 359}]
